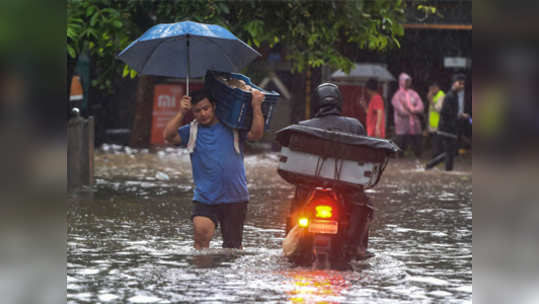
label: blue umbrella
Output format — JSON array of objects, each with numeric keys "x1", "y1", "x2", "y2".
[{"x1": 117, "y1": 20, "x2": 261, "y2": 95}]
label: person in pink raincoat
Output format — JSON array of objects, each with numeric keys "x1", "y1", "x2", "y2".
[{"x1": 391, "y1": 73, "x2": 425, "y2": 158}]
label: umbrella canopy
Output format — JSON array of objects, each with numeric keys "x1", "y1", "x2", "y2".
[
  {"x1": 117, "y1": 20, "x2": 261, "y2": 94},
  {"x1": 331, "y1": 63, "x2": 396, "y2": 82}
]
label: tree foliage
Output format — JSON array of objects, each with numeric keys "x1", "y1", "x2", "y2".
[
  {"x1": 67, "y1": 0, "x2": 433, "y2": 95},
  {"x1": 67, "y1": 0, "x2": 139, "y2": 93},
  {"x1": 230, "y1": 0, "x2": 406, "y2": 73}
]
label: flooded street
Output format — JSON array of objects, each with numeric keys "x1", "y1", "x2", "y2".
[{"x1": 67, "y1": 145, "x2": 472, "y2": 303}]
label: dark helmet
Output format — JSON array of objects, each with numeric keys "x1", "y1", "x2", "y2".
[{"x1": 313, "y1": 83, "x2": 342, "y2": 117}]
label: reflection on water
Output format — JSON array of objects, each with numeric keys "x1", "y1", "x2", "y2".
[
  {"x1": 282, "y1": 269, "x2": 349, "y2": 303},
  {"x1": 67, "y1": 146, "x2": 472, "y2": 303}
]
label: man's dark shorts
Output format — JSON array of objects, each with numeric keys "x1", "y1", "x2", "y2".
[{"x1": 192, "y1": 201, "x2": 248, "y2": 249}]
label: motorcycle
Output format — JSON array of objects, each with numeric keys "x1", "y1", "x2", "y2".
[
  {"x1": 284, "y1": 186, "x2": 354, "y2": 269},
  {"x1": 276, "y1": 124, "x2": 399, "y2": 269}
]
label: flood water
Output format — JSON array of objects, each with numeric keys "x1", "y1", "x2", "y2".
[{"x1": 67, "y1": 145, "x2": 472, "y2": 303}]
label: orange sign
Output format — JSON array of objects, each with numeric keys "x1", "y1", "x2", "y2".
[
  {"x1": 150, "y1": 83, "x2": 201, "y2": 145},
  {"x1": 70, "y1": 75, "x2": 83, "y2": 101}
]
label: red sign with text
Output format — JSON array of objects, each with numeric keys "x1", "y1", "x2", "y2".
[{"x1": 150, "y1": 83, "x2": 201, "y2": 145}]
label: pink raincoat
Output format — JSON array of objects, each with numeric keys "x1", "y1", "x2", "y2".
[{"x1": 391, "y1": 73, "x2": 424, "y2": 135}]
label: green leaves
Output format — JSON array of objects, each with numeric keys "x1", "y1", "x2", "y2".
[
  {"x1": 417, "y1": 4, "x2": 437, "y2": 15},
  {"x1": 228, "y1": 0, "x2": 407, "y2": 73},
  {"x1": 245, "y1": 20, "x2": 261, "y2": 35},
  {"x1": 67, "y1": 0, "x2": 137, "y2": 93},
  {"x1": 130, "y1": 69, "x2": 137, "y2": 79},
  {"x1": 67, "y1": 27, "x2": 77, "y2": 40},
  {"x1": 67, "y1": 45, "x2": 76, "y2": 59},
  {"x1": 217, "y1": 2, "x2": 230, "y2": 14},
  {"x1": 122, "y1": 64, "x2": 130, "y2": 77},
  {"x1": 86, "y1": 5, "x2": 96, "y2": 17},
  {"x1": 66, "y1": 0, "x2": 411, "y2": 95},
  {"x1": 122, "y1": 65, "x2": 138, "y2": 79},
  {"x1": 89, "y1": 10, "x2": 100, "y2": 27},
  {"x1": 415, "y1": 1, "x2": 442, "y2": 20},
  {"x1": 113, "y1": 20, "x2": 123, "y2": 29}
]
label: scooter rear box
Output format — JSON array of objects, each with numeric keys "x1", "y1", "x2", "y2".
[
  {"x1": 276, "y1": 125, "x2": 399, "y2": 188},
  {"x1": 278, "y1": 146, "x2": 384, "y2": 187}
]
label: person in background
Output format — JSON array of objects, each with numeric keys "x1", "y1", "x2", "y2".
[
  {"x1": 360, "y1": 78, "x2": 386, "y2": 138},
  {"x1": 391, "y1": 73, "x2": 424, "y2": 158},
  {"x1": 425, "y1": 74, "x2": 466, "y2": 171},
  {"x1": 426, "y1": 82, "x2": 446, "y2": 157},
  {"x1": 163, "y1": 87, "x2": 265, "y2": 249},
  {"x1": 456, "y1": 78, "x2": 472, "y2": 154}
]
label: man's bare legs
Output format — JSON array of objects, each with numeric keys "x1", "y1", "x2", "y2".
[{"x1": 193, "y1": 216, "x2": 215, "y2": 250}]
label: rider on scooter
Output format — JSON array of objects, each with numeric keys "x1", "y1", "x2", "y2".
[{"x1": 289, "y1": 82, "x2": 374, "y2": 259}]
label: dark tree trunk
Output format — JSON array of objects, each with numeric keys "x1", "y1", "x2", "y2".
[{"x1": 129, "y1": 75, "x2": 155, "y2": 147}]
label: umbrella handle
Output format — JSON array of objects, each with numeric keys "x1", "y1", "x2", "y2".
[{"x1": 186, "y1": 35, "x2": 190, "y2": 97}]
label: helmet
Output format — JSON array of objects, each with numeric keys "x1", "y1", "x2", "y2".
[{"x1": 313, "y1": 83, "x2": 342, "y2": 117}]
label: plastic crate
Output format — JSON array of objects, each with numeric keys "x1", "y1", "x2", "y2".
[{"x1": 205, "y1": 70, "x2": 280, "y2": 130}]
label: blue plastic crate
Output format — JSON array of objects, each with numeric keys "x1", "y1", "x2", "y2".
[{"x1": 205, "y1": 70, "x2": 280, "y2": 130}]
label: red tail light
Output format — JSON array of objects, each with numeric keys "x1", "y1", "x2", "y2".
[{"x1": 305, "y1": 189, "x2": 339, "y2": 221}]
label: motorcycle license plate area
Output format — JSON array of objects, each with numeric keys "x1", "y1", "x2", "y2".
[{"x1": 308, "y1": 220, "x2": 338, "y2": 234}]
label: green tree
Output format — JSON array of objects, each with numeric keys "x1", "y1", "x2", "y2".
[
  {"x1": 229, "y1": 0, "x2": 406, "y2": 73},
  {"x1": 149, "y1": 0, "x2": 409, "y2": 73},
  {"x1": 67, "y1": 0, "x2": 138, "y2": 94},
  {"x1": 67, "y1": 0, "x2": 435, "y2": 95}
]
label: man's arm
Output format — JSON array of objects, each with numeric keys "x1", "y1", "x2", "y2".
[
  {"x1": 247, "y1": 90, "x2": 265, "y2": 141},
  {"x1": 427, "y1": 90, "x2": 434, "y2": 104},
  {"x1": 163, "y1": 95, "x2": 191, "y2": 145},
  {"x1": 411, "y1": 91, "x2": 424, "y2": 114},
  {"x1": 391, "y1": 93, "x2": 410, "y2": 116},
  {"x1": 375, "y1": 109, "x2": 383, "y2": 137},
  {"x1": 434, "y1": 95, "x2": 445, "y2": 112},
  {"x1": 427, "y1": 86, "x2": 436, "y2": 106},
  {"x1": 440, "y1": 93, "x2": 456, "y2": 123},
  {"x1": 358, "y1": 96, "x2": 368, "y2": 112}
]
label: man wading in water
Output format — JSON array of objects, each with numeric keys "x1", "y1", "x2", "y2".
[{"x1": 163, "y1": 87, "x2": 265, "y2": 249}]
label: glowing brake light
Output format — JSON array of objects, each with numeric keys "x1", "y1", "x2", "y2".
[
  {"x1": 315, "y1": 205, "x2": 333, "y2": 218},
  {"x1": 298, "y1": 217, "x2": 309, "y2": 227}
]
